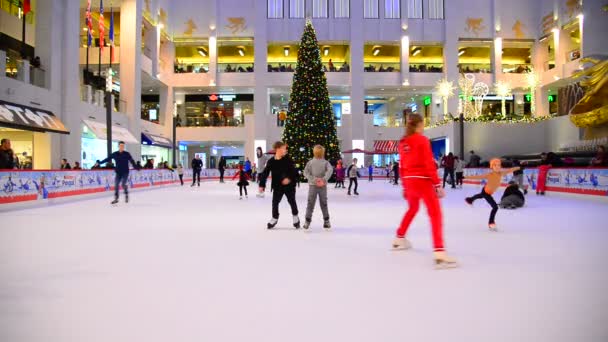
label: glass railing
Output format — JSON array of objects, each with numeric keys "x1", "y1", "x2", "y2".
[
  {"x1": 458, "y1": 64, "x2": 492, "y2": 73},
  {"x1": 182, "y1": 115, "x2": 245, "y2": 127},
  {"x1": 322, "y1": 62, "x2": 350, "y2": 72},
  {"x1": 502, "y1": 64, "x2": 532, "y2": 74},
  {"x1": 364, "y1": 62, "x2": 400, "y2": 72},
  {"x1": 174, "y1": 63, "x2": 209, "y2": 73},
  {"x1": 409, "y1": 63, "x2": 443, "y2": 73},
  {"x1": 267, "y1": 63, "x2": 296, "y2": 72},
  {"x1": 217, "y1": 63, "x2": 254, "y2": 73}
]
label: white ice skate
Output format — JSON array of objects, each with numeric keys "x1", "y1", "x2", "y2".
[
  {"x1": 433, "y1": 251, "x2": 459, "y2": 269},
  {"x1": 256, "y1": 192, "x2": 265, "y2": 198},
  {"x1": 391, "y1": 237, "x2": 412, "y2": 251}
]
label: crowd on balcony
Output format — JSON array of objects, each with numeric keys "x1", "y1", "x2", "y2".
[
  {"x1": 503, "y1": 64, "x2": 532, "y2": 74},
  {"x1": 364, "y1": 64, "x2": 398, "y2": 72},
  {"x1": 223, "y1": 64, "x2": 254, "y2": 73},
  {"x1": 409, "y1": 64, "x2": 443, "y2": 73}
]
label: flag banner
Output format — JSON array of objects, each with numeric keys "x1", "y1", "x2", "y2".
[
  {"x1": 99, "y1": 0, "x2": 105, "y2": 52},
  {"x1": 23, "y1": 0, "x2": 31, "y2": 15},
  {"x1": 110, "y1": 6, "x2": 115, "y2": 62},
  {"x1": 86, "y1": 0, "x2": 93, "y2": 47}
]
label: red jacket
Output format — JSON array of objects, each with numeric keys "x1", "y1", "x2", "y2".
[{"x1": 399, "y1": 133, "x2": 440, "y2": 186}]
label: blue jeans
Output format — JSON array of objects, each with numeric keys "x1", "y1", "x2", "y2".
[{"x1": 115, "y1": 172, "x2": 129, "y2": 199}]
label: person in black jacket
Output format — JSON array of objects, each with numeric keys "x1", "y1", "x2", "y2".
[
  {"x1": 60, "y1": 158, "x2": 72, "y2": 170},
  {"x1": 218, "y1": 156, "x2": 227, "y2": 183},
  {"x1": 191, "y1": 155, "x2": 203, "y2": 187},
  {"x1": 0, "y1": 138, "x2": 15, "y2": 170},
  {"x1": 94, "y1": 141, "x2": 139, "y2": 204},
  {"x1": 392, "y1": 161, "x2": 399, "y2": 185},
  {"x1": 499, "y1": 181, "x2": 525, "y2": 209},
  {"x1": 258, "y1": 141, "x2": 300, "y2": 229}
]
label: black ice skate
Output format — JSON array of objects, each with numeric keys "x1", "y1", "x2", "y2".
[
  {"x1": 303, "y1": 220, "x2": 311, "y2": 230},
  {"x1": 125, "y1": 194, "x2": 129, "y2": 203},
  {"x1": 323, "y1": 220, "x2": 331, "y2": 229},
  {"x1": 111, "y1": 198, "x2": 119, "y2": 205},
  {"x1": 293, "y1": 215, "x2": 301, "y2": 229},
  {"x1": 267, "y1": 218, "x2": 278, "y2": 229}
]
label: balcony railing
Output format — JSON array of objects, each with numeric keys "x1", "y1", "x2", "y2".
[
  {"x1": 174, "y1": 63, "x2": 209, "y2": 73},
  {"x1": 502, "y1": 64, "x2": 532, "y2": 74},
  {"x1": 218, "y1": 63, "x2": 254, "y2": 73},
  {"x1": 29, "y1": 65, "x2": 45, "y2": 88},
  {"x1": 364, "y1": 62, "x2": 400, "y2": 72},
  {"x1": 458, "y1": 63, "x2": 492, "y2": 73},
  {"x1": 409, "y1": 63, "x2": 443, "y2": 73},
  {"x1": 182, "y1": 115, "x2": 245, "y2": 127}
]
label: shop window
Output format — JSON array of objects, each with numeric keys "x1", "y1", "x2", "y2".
[
  {"x1": 183, "y1": 94, "x2": 253, "y2": 127},
  {"x1": 217, "y1": 38, "x2": 254, "y2": 73},
  {"x1": 141, "y1": 95, "x2": 160, "y2": 124},
  {"x1": 385, "y1": 0, "x2": 400, "y2": 18},
  {"x1": 364, "y1": 0, "x2": 379, "y2": 18},
  {"x1": 364, "y1": 43, "x2": 400, "y2": 72},
  {"x1": 409, "y1": 45, "x2": 443, "y2": 72}
]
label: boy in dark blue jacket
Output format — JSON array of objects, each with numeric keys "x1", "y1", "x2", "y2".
[{"x1": 95, "y1": 141, "x2": 139, "y2": 204}]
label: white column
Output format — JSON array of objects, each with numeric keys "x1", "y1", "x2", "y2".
[
  {"x1": 493, "y1": 37, "x2": 502, "y2": 84},
  {"x1": 350, "y1": 2, "x2": 365, "y2": 142},
  {"x1": 401, "y1": 35, "x2": 410, "y2": 86},
  {"x1": 443, "y1": 38, "x2": 459, "y2": 118},
  {"x1": 431, "y1": 93, "x2": 443, "y2": 123},
  {"x1": 554, "y1": 28, "x2": 566, "y2": 79},
  {"x1": 59, "y1": 0, "x2": 83, "y2": 168},
  {"x1": 120, "y1": 0, "x2": 144, "y2": 161},
  {"x1": 252, "y1": 0, "x2": 268, "y2": 152},
  {"x1": 514, "y1": 93, "x2": 524, "y2": 116},
  {"x1": 535, "y1": 86, "x2": 549, "y2": 117},
  {"x1": 209, "y1": 33, "x2": 218, "y2": 83}
]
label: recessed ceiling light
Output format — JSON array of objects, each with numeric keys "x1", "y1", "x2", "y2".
[
  {"x1": 381, "y1": 88, "x2": 384, "y2": 91},
  {"x1": 198, "y1": 89, "x2": 202, "y2": 92},
  {"x1": 149, "y1": 89, "x2": 153, "y2": 92}
]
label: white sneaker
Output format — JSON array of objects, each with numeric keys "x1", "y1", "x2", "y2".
[
  {"x1": 392, "y1": 237, "x2": 412, "y2": 250},
  {"x1": 433, "y1": 251, "x2": 459, "y2": 269}
]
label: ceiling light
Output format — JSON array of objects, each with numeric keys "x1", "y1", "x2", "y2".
[
  {"x1": 323, "y1": 47, "x2": 330, "y2": 56},
  {"x1": 83, "y1": 27, "x2": 88, "y2": 31},
  {"x1": 197, "y1": 48, "x2": 207, "y2": 57},
  {"x1": 551, "y1": 27, "x2": 559, "y2": 34},
  {"x1": 381, "y1": 88, "x2": 384, "y2": 91},
  {"x1": 284, "y1": 47, "x2": 290, "y2": 56},
  {"x1": 539, "y1": 36, "x2": 548, "y2": 42},
  {"x1": 158, "y1": 23, "x2": 164, "y2": 29},
  {"x1": 149, "y1": 89, "x2": 153, "y2": 92},
  {"x1": 412, "y1": 48, "x2": 421, "y2": 56},
  {"x1": 577, "y1": 13, "x2": 583, "y2": 20},
  {"x1": 198, "y1": 89, "x2": 202, "y2": 92},
  {"x1": 458, "y1": 49, "x2": 465, "y2": 56},
  {"x1": 238, "y1": 48, "x2": 245, "y2": 56},
  {"x1": 373, "y1": 47, "x2": 381, "y2": 56}
]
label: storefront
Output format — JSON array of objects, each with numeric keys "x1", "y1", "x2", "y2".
[
  {"x1": 141, "y1": 133, "x2": 173, "y2": 165},
  {"x1": 0, "y1": 100, "x2": 69, "y2": 169},
  {"x1": 181, "y1": 94, "x2": 253, "y2": 127},
  {"x1": 81, "y1": 120, "x2": 138, "y2": 169}
]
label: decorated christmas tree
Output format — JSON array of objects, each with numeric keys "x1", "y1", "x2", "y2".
[{"x1": 282, "y1": 20, "x2": 341, "y2": 176}]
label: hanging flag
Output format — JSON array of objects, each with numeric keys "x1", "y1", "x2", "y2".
[
  {"x1": 99, "y1": 0, "x2": 105, "y2": 52},
  {"x1": 23, "y1": 0, "x2": 31, "y2": 15},
  {"x1": 86, "y1": 0, "x2": 92, "y2": 47},
  {"x1": 109, "y1": 6, "x2": 115, "y2": 63}
]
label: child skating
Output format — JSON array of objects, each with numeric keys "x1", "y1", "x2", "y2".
[
  {"x1": 465, "y1": 158, "x2": 520, "y2": 231},
  {"x1": 258, "y1": 141, "x2": 301, "y2": 229},
  {"x1": 303, "y1": 145, "x2": 334, "y2": 230},
  {"x1": 232, "y1": 164, "x2": 250, "y2": 199},
  {"x1": 335, "y1": 160, "x2": 345, "y2": 188},
  {"x1": 391, "y1": 114, "x2": 457, "y2": 269},
  {"x1": 347, "y1": 158, "x2": 360, "y2": 196}
]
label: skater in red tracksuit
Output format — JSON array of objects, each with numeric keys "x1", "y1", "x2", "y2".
[
  {"x1": 391, "y1": 114, "x2": 457, "y2": 269},
  {"x1": 536, "y1": 155, "x2": 551, "y2": 195}
]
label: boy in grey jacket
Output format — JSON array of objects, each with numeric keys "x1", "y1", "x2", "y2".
[{"x1": 303, "y1": 145, "x2": 334, "y2": 230}]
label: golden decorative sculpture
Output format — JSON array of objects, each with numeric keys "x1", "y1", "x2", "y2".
[
  {"x1": 184, "y1": 19, "x2": 197, "y2": 36},
  {"x1": 225, "y1": 17, "x2": 247, "y2": 35},
  {"x1": 512, "y1": 20, "x2": 526, "y2": 39},
  {"x1": 465, "y1": 18, "x2": 486, "y2": 37},
  {"x1": 159, "y1": 8, "x2": 168, "y2": 26},
  {"x1": 565, "y1": 0, "x2": 582, "y2": 19},
  {"x1": 569, "y1": 58, "x2": 608, "y2": 128}
]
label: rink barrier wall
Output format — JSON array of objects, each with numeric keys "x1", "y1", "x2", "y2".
[
  {"x1": 0, "y1": 168, "x2": 241, "y2": 206},
  {"x1": 1, "y1": 167, "x2": 606, "y2": 208},
  {"x1": 362, "y1": 167, "x2": 608, "y2": 196}
]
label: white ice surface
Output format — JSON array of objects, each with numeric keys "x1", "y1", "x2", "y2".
[{"x1": 1, "y1": 181, "x2": 607, "y2": 342}]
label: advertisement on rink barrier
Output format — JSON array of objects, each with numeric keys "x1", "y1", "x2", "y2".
[
  {"x1": 452, "y1": 167, "x2": 608, "y2": 196},
  {"x1": 0, "y1": 168, "x2": 241, "y2": 204}
]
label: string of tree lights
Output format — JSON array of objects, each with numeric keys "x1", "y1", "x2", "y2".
[{"x1": 282, "y1": 20, "x2": 341, "y2": 174}]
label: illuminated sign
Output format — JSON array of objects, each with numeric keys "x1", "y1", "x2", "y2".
[{"x1": 423, "y1": 96, "x2": 431, "y2": 106}]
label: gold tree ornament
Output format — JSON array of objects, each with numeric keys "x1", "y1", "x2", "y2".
[
  {"x1": 494, "y1": 81, "x2": 513, "y2": 117},
  {"x1": 436, "y1": 79, "x2": 456, "y2": 117}
]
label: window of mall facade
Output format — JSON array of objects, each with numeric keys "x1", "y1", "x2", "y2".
[
  {"x1": 174, "y1": 40, "x2": 210, "y2": 73},
  {"x1": 458, "y1": 41, "x2": 492, "y2": 73},
  {"x1": 141, "y1": 95, "x2": 160, "y2": 124},
  {"x1": 363, "y1": 0, "x2": 379, "y2": 18},
  {"x1": 267, "y1": 0, "x2": 284, "y2": 18},
  {"x1": 364, "y1": 43, "x2": 400, "y2": 72},
  {"x1": 334, "y1": 0, "x2": 350, "y2": 18},
  {"x1": 409, "y1": 44, "x2": 443, "y2": 72},
  {"x1": 502, "y1": 41, "x2": 532, "y2": 73},
  {"x1": 384, "y1": 0, "x2": 400, "y2": 18},
  {"x1": 289, "y1": 0, "x2": 305, "y2": 18},
  {"x1": 217, "y1": 38, "x2": 254, "y2": 73},
  {"x1": 181, "y1": 94, "x2": 253, "y2": 127}
]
